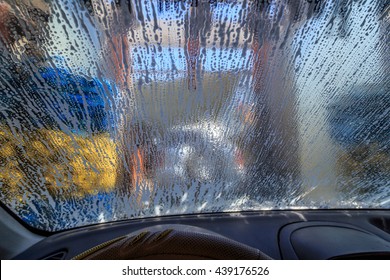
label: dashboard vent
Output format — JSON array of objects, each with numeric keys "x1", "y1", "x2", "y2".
[{"x1": 42, "y1": 251, "x2": 67, "y2": 260}]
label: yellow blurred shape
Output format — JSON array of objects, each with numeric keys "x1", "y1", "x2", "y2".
[
  {"x1": 0, "y1": 142, "x2": 14, "y2": 157},
  {"x1": 337, "y1": 143, "x2": 390, "y2": 177},
  {"x1": 0, "y1": 125, "x2": 118, "y2": 201}
]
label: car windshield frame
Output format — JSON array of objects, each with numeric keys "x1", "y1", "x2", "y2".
[{"x1": 0, "y1": 0, "x2": 389, "y2": 232}]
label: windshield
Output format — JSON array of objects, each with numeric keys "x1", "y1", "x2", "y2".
[{"x1": 0, "y1": 0, "x2": 389, "y2": 232}]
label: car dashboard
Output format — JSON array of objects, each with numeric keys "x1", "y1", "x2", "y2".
[{"x1": 3, "y1": 209, "x2": 390, "y2": 260}]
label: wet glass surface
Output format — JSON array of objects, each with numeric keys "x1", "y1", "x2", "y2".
[{"x1": 0, "y1": 0, "x2": 389, "y2": 231}]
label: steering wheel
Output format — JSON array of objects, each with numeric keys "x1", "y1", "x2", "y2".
[{"x1": 73, "y1": 224, "x2": 272, "y2": 260}]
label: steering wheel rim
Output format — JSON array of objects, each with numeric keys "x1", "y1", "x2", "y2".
[{"x1": 73, "y1": 224, "x2": 272, "y2": 260}]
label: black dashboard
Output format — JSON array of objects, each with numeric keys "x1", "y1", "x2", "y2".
[{"x1": 11, "y1": 210, "x2": 390, "y2": 260}]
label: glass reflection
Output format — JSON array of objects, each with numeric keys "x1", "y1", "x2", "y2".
[{"x1": 0, "y1": 0, "x2": 388, "y2": 231}]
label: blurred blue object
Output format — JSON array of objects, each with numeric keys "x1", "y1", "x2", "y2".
[
  {"x1": 32, "y1": 67, "x2": 118, "y2": 134},
  {"x1": 328, "y1": 85, "x2": 390, "y2": 149}
]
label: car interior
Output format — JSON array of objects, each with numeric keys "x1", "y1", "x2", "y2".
[
  {"x1": 0, "y1": 0, "x2": 389, "y2": 260},
  {"x1": 2, "y1": 205, "x2": 390, "y2": 259}
]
